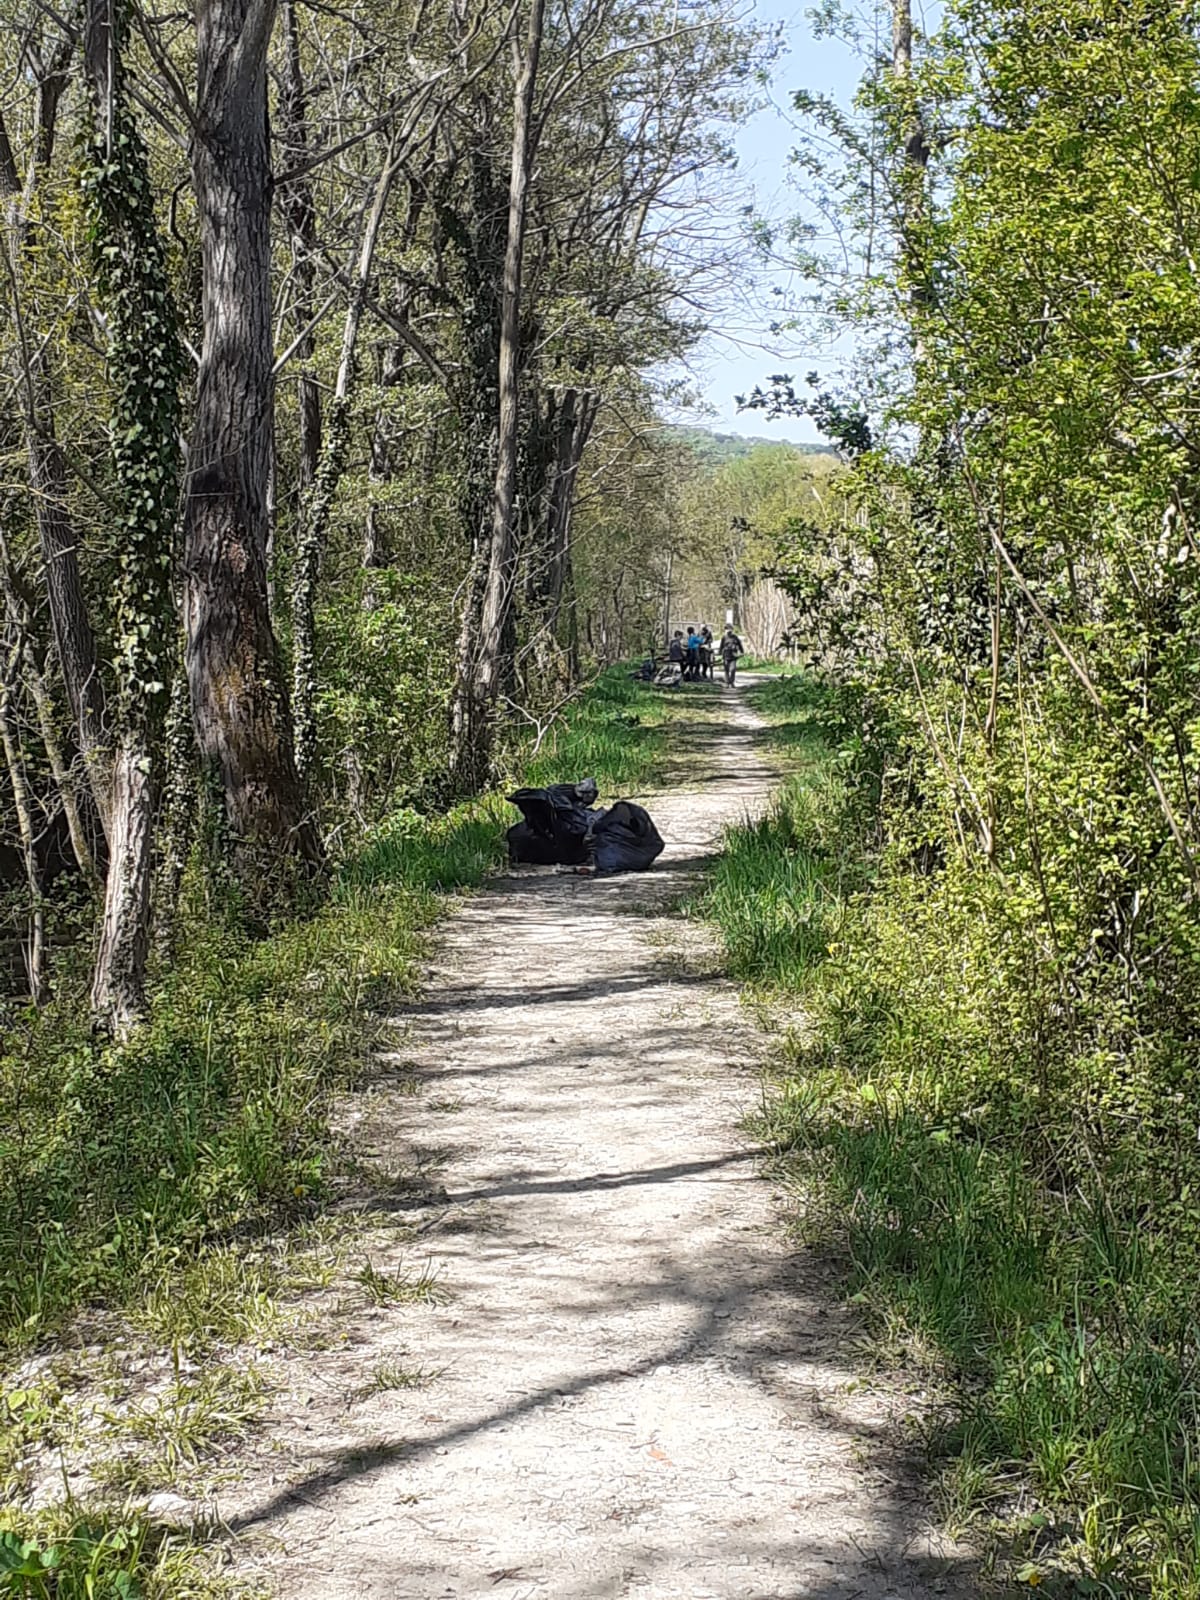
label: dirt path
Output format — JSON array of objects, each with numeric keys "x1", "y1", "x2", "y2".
[{"x1": 233, "y1": 685, "x2": 969, "y2": 1599}]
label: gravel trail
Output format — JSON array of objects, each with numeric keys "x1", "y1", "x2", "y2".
[{"x1": 233, "y1": 684, "x2": 970, "y2": 1600}]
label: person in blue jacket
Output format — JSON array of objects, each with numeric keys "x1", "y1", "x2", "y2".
[{"x1": 684, "y1": 626, "x2": 702, "y2": 680}]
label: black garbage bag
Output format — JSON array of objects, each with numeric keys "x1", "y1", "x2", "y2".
[
  {"x1": 505, "y1": 780, "x2": 664, "y2": 874},
  {"x1": 590, "y1": 800, "x2": 665, "y2": 875},
  {"x1": 504, "y1": 822, "x2": 570, "y2": 865},
  {"x1": 506, "y1": 778, "x2": 599, "y2": 866}
]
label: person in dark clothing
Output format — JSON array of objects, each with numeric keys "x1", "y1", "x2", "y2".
[
  {"x1": 699, "y1": 625, "x2": 714, "y2": 680},
  {"x1": 719, "y1": 625, "x2": 744, "y2": 685},
  {"x1": 667, "y1": 631, "x2": 685, "y2": 665}
]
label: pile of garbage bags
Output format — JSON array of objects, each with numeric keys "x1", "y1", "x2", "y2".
[{"x1": 505, "y1": 778, "x2": 665, "y2": 875}]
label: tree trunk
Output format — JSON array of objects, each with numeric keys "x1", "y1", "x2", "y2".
[
  {"x1": 292, "y1": 152, "x2": 397, "y2": 779},
  {"x1": 892, "y1": 0, "x2": 930, "y2": 327},
  {"x1": 361, "y1": 184, "x2": 428, "y2": 579},
  {"x1": 279, "y1": 0, "x2": 322, "y2": 490},
  {"x1": 443, "y1": 146, "x2": 505, "y2": 787},
  {"x1": 0, "y1": 647, "x2": 47, "y2": 1004},
  {"x1": 184, "y1": 0, "x2": 321, "y2": 871},
  {"x1": 0, "y1": 522, "x2": 102, "y2": 889},
  {"x1": 23, "y1": 640, "x2": 102, "y2": 892},
  {"x1": 519, "y1": 387, "x2": 595, "y2": 696},
  {"x1": 544, "y1": 389, "x2": 596, "y2": 647},
  {"x1": 82, "y1": 0, "x2": 187, "y2": 1032},
  {"x1": 892, "y1": 0, "x2": 911, "y2": 77},
  {"x1": 89, "y1": 735, "x2": 156, "y2": 1032},
  {"x1": 26, "y1": 420, "x2": 113, "y2": 834},
  {"x1": 363, "y1": 334, "x2": 415, "y2": 576},
  {"x1": 2, "y1": 99, "x2": 113, "y2": 840},
  {"x1": 449, "y1": 0, "x2": 546, "y2": 790}
]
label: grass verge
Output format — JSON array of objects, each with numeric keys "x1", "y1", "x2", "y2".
[
  {"x1": 693, "y1": 674, "x2": 866, "y2": 988},
  {"x1": 702, "y1": 672, "x2": 1200, "y2": 1598}
]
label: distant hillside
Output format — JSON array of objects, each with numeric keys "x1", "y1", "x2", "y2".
[{"x1": 668, "y1": 425, "x2": 838, "y2": 465}]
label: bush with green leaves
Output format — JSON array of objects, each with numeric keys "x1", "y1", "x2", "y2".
[
  {"x1": 713, "y1": 632, "x2": 1200, "y2": 1600},
  {"x1": 753, "y1": 9, "x2": 1200, "y2": 1584},
  {"x1": 312, "y1": 566, "x2": 455, "y2": 819}
]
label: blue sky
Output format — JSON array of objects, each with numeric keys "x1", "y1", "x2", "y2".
[{"x1": 674, "y1": 0, "x2": 866, "y2": 444}]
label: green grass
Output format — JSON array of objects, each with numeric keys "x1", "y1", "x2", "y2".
[
  {"x1": 736, "y1": 652, "x2": 785, "y2": 672},
  {"x1": 765, "y1": 1089, "x2": 1200, "y2": 1596},
  {"x1": 694, "y1": 673, "x2": 868, "y2": 989},
  {"x1": 696, "y1": 783, "x2": 850, "y2": 987},
  {"x1": 341, "y1": 794, "x2": 511, "y2": 893},
  {"x1": 522, "y1": 667, "x2": 677, "y2": 792},
  {"x1": 0, "y1": 1518, "x2": 249, "y2": 1600},
  {"x1": 702, "y1": 671, "x2": 1200, "y2": 1597},
  {"x1": 361, "y1": 1361, "x2": 432, "y2": 1395},
  {"x1": 94, "y1": 1366, "x2": 266, "y2": 1496},
  {"x1": 352, "y1": 1257, "x2": 446, "y2": 1306},
  {"x1": 0, "y1": 887, "x2": 430, "y2": 1348}
]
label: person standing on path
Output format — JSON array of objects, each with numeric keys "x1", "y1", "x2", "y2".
[
  {"x1": 684, "y1": 626, "x2": 702, "y2": 681},
  {"x1": 719, "y1": 624, "x2": 744, "y2": 685}
]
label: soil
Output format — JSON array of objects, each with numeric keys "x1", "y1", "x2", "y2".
[{"x1": 227, "y1": 683, "x2": 973, "y2": 1600}]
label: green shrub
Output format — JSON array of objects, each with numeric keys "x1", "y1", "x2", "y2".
[{"x1": 0, "y1": 1517, "x2": 238, "y2": 1599}]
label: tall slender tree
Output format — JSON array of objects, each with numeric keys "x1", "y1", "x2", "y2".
[
  {"x1": 82, "y1": 0, "x2": 185, "y2": 1031},
  {"x1": 1, "y1": 60, "x2": 112, "y2": 843},
  {"x1": 449, "y1": 0, "x2": 546, "y2": 788}
]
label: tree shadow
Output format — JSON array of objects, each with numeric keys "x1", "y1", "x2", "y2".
[
  {"x1": 229, "y1": 1228, "x2": 977, "y2": 1594},
  {"x1": 396, "y1": 965, "x2": 715, "y2": 1018}
]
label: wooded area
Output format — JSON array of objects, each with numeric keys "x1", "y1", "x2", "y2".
[
  {"x1": 727, "y1": 0, "x2": 1200, "y2": 1591},
  {"x1": 0, "y1": 0, "x2": 784, "y2": 1032}
]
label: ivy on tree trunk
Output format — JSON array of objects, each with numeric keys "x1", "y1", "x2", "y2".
[{"x1": 81, "y1": 0, "x2": 185, "y2": 1034}]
